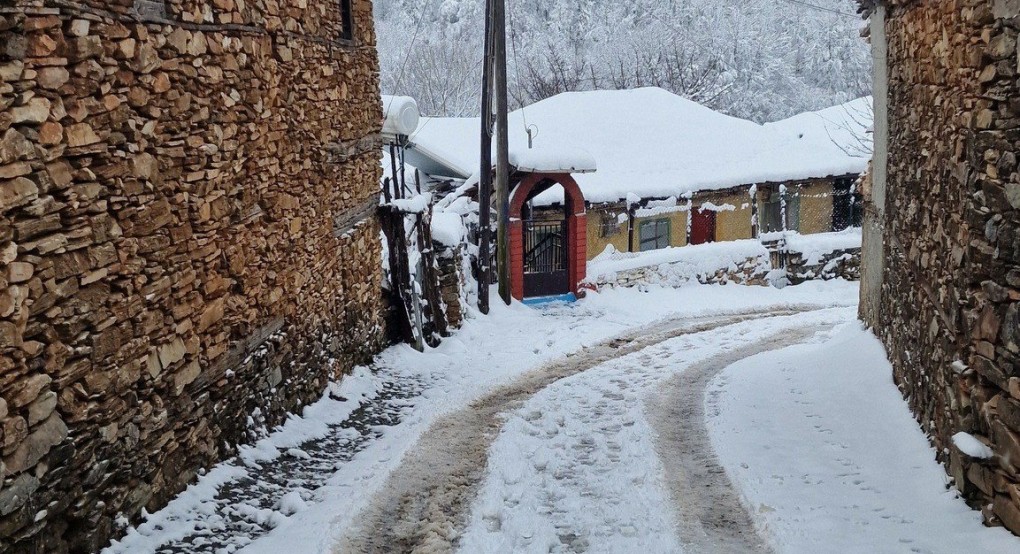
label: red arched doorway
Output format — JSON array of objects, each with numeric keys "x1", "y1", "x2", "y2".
[{"x1": 509, "y1": 172, "x2": 587, "y2": 300}]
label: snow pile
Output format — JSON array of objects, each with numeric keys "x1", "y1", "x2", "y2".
[
  {"x1": 385, "y1": 193, "x2": 432, "y2": 214},
  {"x1": 782, "y1": 228, "x2": 863, "y2": 265},
  {"x1": 952, "y1": 432, "x2": 995, "y2": 460},
  {"x1": 409, "y1": 89, "x2": 871, "y2": 206},
  {"x1": 586, "y1": 240, "x2": 771, "y2": 287},
  {"x1": 707, "y1": 325, "x2": 1020, "y2": 553},
  {"x1": 508, "y1": 145, "x2": 597, "y2": 174},
  {"x1": 430, "y1": 211, "x2": 465, "y2": 247},
  {"x1": 634, "y1": 196, "x2": 688, "y2": 218}
]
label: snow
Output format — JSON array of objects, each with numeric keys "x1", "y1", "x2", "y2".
[
  {"x1": 430, "y1": 211, "x2": 465, "y2": 246},
  {"x1": 107, "y1": 279, "x2": 1019, "y2": 553},
  {"x1": 409, "y1": 88, "x2": 871, "y2": 206},
  {"x1": 782, "y1": 228, "x2": 863, "y2": 265},
  {"x1": 586, "y1": 240, "x2": 769, "y2": 283},
  {"x1": 952, "y1": 432, "x2": 995, "y2": 460},
  {"x1": 459, "y1": 308, "x2": 855, "y2": 553},
  {"x1": 707, "y1": 324, "x2": 1020, "y2": 553},
  {"x1": 241, "y1": 283, "x2": 860, "y2": 554},
  {"x1": 508, "y1": 145, "x2": 597, "y2": 174},
  {"x1": 386, "y1": 193, "x2": 432, "y2": 214},
  {"x1": 109, "y1": 282, "x2": 859, "y2": 553}
]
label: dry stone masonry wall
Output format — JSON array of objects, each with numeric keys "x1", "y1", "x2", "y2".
[
  {"x1": 866, "y1": 0, "x2": 1020, "y2": 535},
  {"x1": 0, "y1": 0, "x2": 384, "y2": 551},
  {"x1": 785, "y1": 248, "x2": 862, "y2": 285}
]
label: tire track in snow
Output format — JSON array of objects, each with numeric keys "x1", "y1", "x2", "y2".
[
  {"x1": 333, "y1": 308, "x2": 825, "y2": 554},
  {"x1": 646, "y1": 325, "x2": 830, "y2": 554}
]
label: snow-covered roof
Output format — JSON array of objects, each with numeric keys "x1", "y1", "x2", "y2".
[
  {"x1": 509, "y1": 146, "x2": 597, "y2": 174},
  {"x1": 407, "y1": 88, "x2": 872, "y2": 206}
]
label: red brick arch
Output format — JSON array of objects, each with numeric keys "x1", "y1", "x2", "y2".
[{"x1": 509, "y1": 173, "x2": 587, "y2": 300}]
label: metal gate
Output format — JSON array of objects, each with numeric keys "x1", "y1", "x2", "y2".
[{"x1": 523, "y1": 220, "x2": 569, "y2": 297}]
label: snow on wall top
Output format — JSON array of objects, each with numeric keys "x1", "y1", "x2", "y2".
[
  {"x1": 586, "y1": 239, "x2": 770, "y2": 283},
  {"x1": 408, "y1": 88, "x2": 872, "y2": 206}
]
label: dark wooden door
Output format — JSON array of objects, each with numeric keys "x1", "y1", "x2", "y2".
[
  {"x1": 690, "y1": 209, "x2": 716, "y2": 245},
  {"x1": 523, "y1": 220, "x2": 569, "y2": 297}
]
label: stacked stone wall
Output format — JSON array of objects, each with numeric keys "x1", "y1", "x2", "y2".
[
  {"x1": 437, "y1": 244, "x2": 464, "y2": 329},
  {"x1": 585, "y1": 254, "x2": 773, "y2": 290},
  {"x1": 869, "y1": 0, "x2": 1020, "y2": 534},
  {"x1": 0, "y1": 0, "x2": 383, "y2": 551},
  {"x1": 786, "y1": 248, "x2": 862, "y2": 284}
]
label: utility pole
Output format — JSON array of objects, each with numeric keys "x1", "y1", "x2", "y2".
[
  {"x1": 493, "y1": 0, "x2": 512, "y2": 305},
  {"x1": 477, "y1": 0, "x2": 495, "y2": 314}
]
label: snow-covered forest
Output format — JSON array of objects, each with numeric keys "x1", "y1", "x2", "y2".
[{"x1": 375, "y1": 0, "x2": 871, "y2": 122}]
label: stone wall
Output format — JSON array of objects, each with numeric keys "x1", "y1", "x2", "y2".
[
  {"x1": 588, "y1": 238, "x2": 862, "y2": 291},
  {"x1": 785, "y1": 248, "x2": 861, "y2": 284},
  {"x1": 863, "y1": 0, "x2": 1020, "y2": 534},
  {"x1": 437, "y1": 244, "x2": 465, "y2": 329},
  {"x1": 0, "y1": 0, "x2": 384, "y2": 551},
  {"x1": 586, "y1": 254, "x2": 773, "y2": 290}
]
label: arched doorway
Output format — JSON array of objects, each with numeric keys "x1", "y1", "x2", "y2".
[{"x1": 509, "y1": 173, "x2": 587, "y2": 300}]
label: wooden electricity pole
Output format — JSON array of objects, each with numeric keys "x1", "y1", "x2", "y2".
[
  {"x1": 477, "y1": 0, "x2": 495, "y2": 314},
  {"x1": 493, "y1": 0, "x2": 511, "y2": 305}
]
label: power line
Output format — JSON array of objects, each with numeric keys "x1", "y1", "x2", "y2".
[
  {"x1": 776, "y1": 0, "x2": 858, "y2": 18},
  {"x1": 506, "y1": 0, "x2": 531, "y2": 141},
  {"x1": 384, "y1": 0, "x2": 438, "y2": 119}
]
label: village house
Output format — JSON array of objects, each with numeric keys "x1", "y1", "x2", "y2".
[
  {"x1": 858, "y1": 0, "x2": 1020, "y2": 536},
  {"x1": 0, "y1": 0, "x2": 383, "y2": 551},
  {"x1": 394, "y1": 88, "x2": 871, "y2": 299},
  {"x1": 402, "y1": 88, "x2": 870, "y2": 260}
]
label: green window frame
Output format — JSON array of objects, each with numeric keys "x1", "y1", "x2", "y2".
[{"x1": 639, "y1": 218, "x2": 671, "y2": 251}]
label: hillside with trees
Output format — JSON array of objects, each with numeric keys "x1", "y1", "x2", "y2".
[{"x1": 375, "y1": 0, "x2": 870, "y2": 122}]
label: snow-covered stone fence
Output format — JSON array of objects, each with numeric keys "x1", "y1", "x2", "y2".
[
  {"x1": 585, "y1": 230, "x2": 862, "y2": 291},
  {"x1": 585, "y1": 240, "x2": 775, "y2": 289},
  {"x1": 767, "y1": 229, "x2": 863, "y2": 285}
]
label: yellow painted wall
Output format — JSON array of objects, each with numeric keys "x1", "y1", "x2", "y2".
[
  {"x1": 584, "y1": 207, "x2": 691, "y2": 257},
  {"x1": 586, "y1": 205, "x2": 630, "y2": 257},
  {"x1": 797, "y1": 181, "x2": 835, "y2": 234},
  {"x1": 630, "y1": 210, "x2": 689, "y2": 250},
  {"x1": 550, "y1": 178, "x2": 843, "y2": 261},
  {"x1": 701, "y1": 190, "x2": 754, "y2": 242}
]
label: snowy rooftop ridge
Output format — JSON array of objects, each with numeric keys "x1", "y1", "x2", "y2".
[{"x1": 407, "y1": 88, "x2": 872, "y2": 206}]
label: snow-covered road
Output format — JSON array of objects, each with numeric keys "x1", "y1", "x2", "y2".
[
  {"x1": 104, "y1": 281, "x2": 1020, "y2": 553},
  {"x1": 341, "y1": 309, "x2": 836, "y2": 553}
]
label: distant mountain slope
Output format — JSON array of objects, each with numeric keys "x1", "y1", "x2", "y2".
[{"x1": 374, "y1": 0, "x2": 870, "y2": 123}]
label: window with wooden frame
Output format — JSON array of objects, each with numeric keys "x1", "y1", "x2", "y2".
[
  {"x1": 339, "y1": 0, "x2": 355, "y2": 42},
  {"x1": 760, "y1": 187, "x2": 800, "y2": 233},
  {"x1": 639, "y1": 218, "x2": 671, "y2": 252}
]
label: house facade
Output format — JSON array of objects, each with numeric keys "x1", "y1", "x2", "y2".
[
  {"x1": 859, "y1": 0, "x2": 1020, "y2": 535},
  {"x1": 574, "y1": 175, "x2": 862, "y2": 258},
  {"x1": 404, "y1": 88, "x2": 870, "y2": 270},
  {"x1": 0, "y1": 1, "x2": 383, "y2": 551}
]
